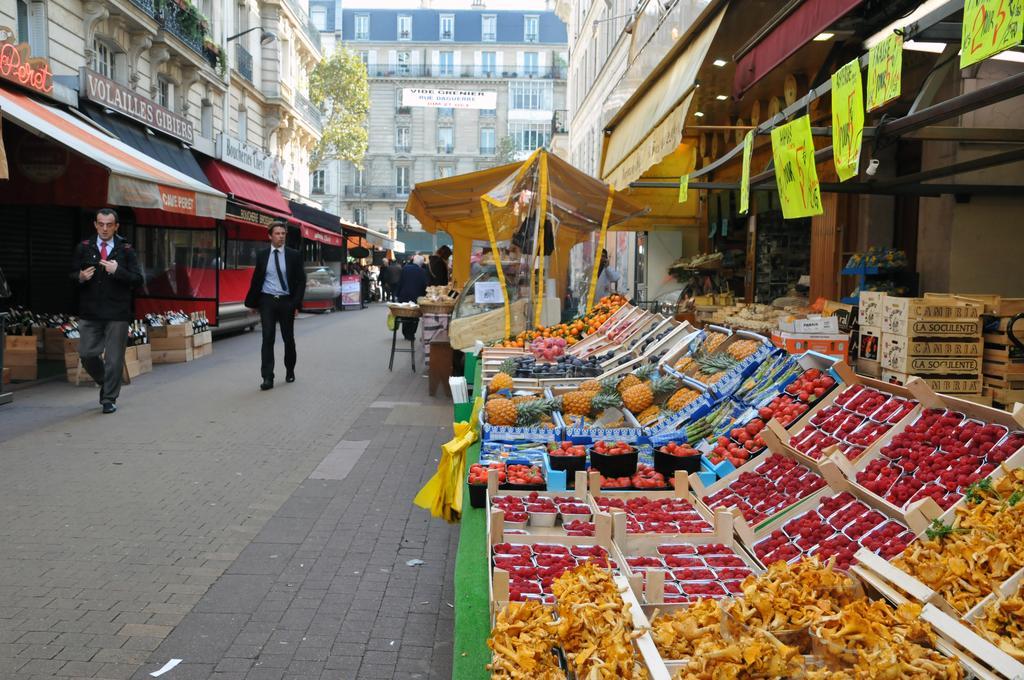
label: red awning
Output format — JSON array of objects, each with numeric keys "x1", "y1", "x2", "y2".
[
  {"x1": 733, "y1": 0, "x2": 863, "y2": 97},
  {"x1": 298, "y1": 221, "x2": 344, "y2": 247},
  {"x1": 199, "y1": 158, "x2": 291, "y2": 214}
]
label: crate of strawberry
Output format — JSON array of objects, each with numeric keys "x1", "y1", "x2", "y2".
[
  {"x1": 596, "y1": 464, "x2": 674, "y2": 492},
  {"x1": 490, "y1": 540, "x2": 619, "y2": 605}
]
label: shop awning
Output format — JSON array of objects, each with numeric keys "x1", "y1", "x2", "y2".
[
  {"x1": 400, "y1": 230, "x2": 452, "y2": 254},
  {"x1": 81, "y1": 104, "x2": 210, "y2": 185},
  {"x1": 199, "y1": 157, "x2": 290, "y2": 214},
  {"x1": 297, "y1": 221, "x2": 344, "y2": 247},
  {"x1": 0, "y1": 87, "x2": 225, "y2": 218},
  {"x1": 363, "y1": 227, "x2": 404, "y2": 253},
  {"x1": 733, "y1": 0, "x2": 864, "y2": 98},
  {"x1": 600, "y1": 4, "x2": 727, "y2": 188},
  {"x1": 287, "y1": 200, "x2": 345, "y2": 247}
]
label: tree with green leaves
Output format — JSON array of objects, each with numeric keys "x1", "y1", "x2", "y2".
[
  {"x1": 309, "y1": 48, "x2": 369, "y2": 168},
  {"x1": 493, "y1": 135, "x2": 516, "y2": 167}
]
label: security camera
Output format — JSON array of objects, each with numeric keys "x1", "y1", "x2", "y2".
[{"x1": 865, "y1": 158, "x2": 880, "y2": 177}]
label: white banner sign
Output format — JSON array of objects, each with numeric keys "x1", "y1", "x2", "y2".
[{"x1": 402, "y1": 88, "x2": 497, "y2": 110}]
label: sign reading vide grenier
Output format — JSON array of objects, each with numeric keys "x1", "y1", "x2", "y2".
[
  {"x1": 0, "y1": 26, "x2": 54, "y2": 96},
  {"x1": 401, "y1": 88, "x2": 498, "y2": 110},
  {"x1": 769, "y1": 114, "x2": 822, "y2": 219},
  {"x1": 80, "y1": 68, "x2": 195, "y2": 144},
  {"x1": 961, "y1": 0, "x2": 1024, "y2": 68}
]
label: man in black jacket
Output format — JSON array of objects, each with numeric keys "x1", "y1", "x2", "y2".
[
  {"x1": 70, "y1": 208, "x2": 144, "y2": 414},
  {"x1": 244, "y1": 221, "x2": 306, "y2": 390}
]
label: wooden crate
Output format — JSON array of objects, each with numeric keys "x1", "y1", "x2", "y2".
[
  {"x1": 6, "y1": 364, "x2": 37, "y2": 381},
  {"x1": 881, "y1": 296, "x2": 983, "y2": 337},
  {"x1": 192, "y1": 341, "x2": 213, "y2": 359},
  {"x1": 858, "y1": 326, "x2": 881, "y2": 362},
  {"x1": 925, "y1": 293, "x2": 1024, "y2": 317},
  {"x1": 858, "y1": 291, "x2": 886, "y2": 329},
  {"x1": 1, "y1": 367, "x2": 9, "y2": 383},
  {"x1": 151, "y1": 335, "x2": 191, "y2": 351},
  {"x1": 881, "y1": 369, "x2": 983, "y2": 395},
  {"x1": 147, "y1": 323, "x2": 194, "y2": 339},
  {"x1": 153, "y1": 347, "x2": 194, "y2": 364},
  {"x1": 5, "y1": 335, "x2": 37, "y2": 351},
  {"x1": 191, "y1": 330, "x2": 212, "y2": 347}
]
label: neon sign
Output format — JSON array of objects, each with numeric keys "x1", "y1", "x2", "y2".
[{"x1": 0, "y1": 27, "x2": 54, "y2": 95}]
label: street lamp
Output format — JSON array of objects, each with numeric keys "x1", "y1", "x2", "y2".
[{"x1": 226, "y1": 27, "x2": 277, "y2": 45}]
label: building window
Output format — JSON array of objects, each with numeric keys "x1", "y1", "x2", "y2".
[
  {"x1": 92, "y1": 39, "x2": 116, "y2": 79},
  {"x1": 354, "y1": 207, "x2": 366, "y2": 224},
  {"x1": 311, "y1": 169, "x2": 326, "y2": 193},
  {"x1": 353, "y1": 165, "x2": 366, "y2": 189},
  {"x1": 395, "y1": 88, "x2": 410, "y2": 113},
  {"x1": 482, "y1": 14, "x2": 496, "y2": 42},
  {"x1": 480, "y1": 108, "x2": 496, "y2": 118},
  {"x1": 395, "y1": 207, "x2": 408, "y2": 228},
  {"x1": 523, "y1": 51, "x2": 539, "y2": 77},
  {"x1": 16, "y1": 0, "x2": 29, "y2": 45},
  {"x1": 310, "y1": 6, "x2": 327, "y2": 31},
  {"x1": 437, "y1": 126, "x2": 453, "y2": 154},
  {"x1": 524, "y1": 15, "x2": 539, "y2": 43},
  {"x1": 396, "y1": 166, "x2": 410, "y2": 195},
  {"x1": 509, "y1": 121, "x2": 550, "y2": 153},
  {"x1": 201, "y1": 100, "x2": 213, "y2": 138},
  {"x1": 438, "y1": 50, "x2": 454, "y2": 76},
  {"x1": 480, "y1": 127, "x2": 495, "y2": 154},
  {"x1": 238, "y1": 107, "x2": 248, "y2": 142},
  {"x1": 510, "y1": 81, "x2": 552, "y2": 110},
  {"x1": 158, "y1": 78, "x2": 173, "y2": 110},
  {"x1": 396, "y1": 125, "x2": 410, "y2": 152},
  {"x1": 354, "y1": 14, "x2": 369, "y2": 40},
  {"x1": 397, "y1": 50, "x2": 411, "y2": 75},
  {"x1": 437, "y1": 164, "x2": 454, "y2": 179},
  {"x1": 481, "y1": 51, "x2": 496, "y2": 77},
  {"x1": 439, "y1": 14, "x2": 454, "y2": 41},
  {"x1": 398, "y1": 14, "x2": 411, "y2": 40},
  {"x1": 438, "y1": 107, "x2": 454, "y2": 119}
]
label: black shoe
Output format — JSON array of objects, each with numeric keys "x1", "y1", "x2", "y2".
[
  {"x1": 260, "y1": 380, "x2": 274, "y2": 391},
  {"x1": 102, "y1": 402, "x2": 117, "y2": 414},
  {"x1": 285, "y1": 371, "x2": 295, "y2": 383}
]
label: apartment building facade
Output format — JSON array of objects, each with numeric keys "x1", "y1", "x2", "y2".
[
  {"x1": 311, "y1": 5, "x2": 568, "y2": 249},
  {"x1": 1, "y1": 0, "x2": 322, "y2": 200}
]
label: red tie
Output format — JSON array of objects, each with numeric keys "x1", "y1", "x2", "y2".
[{"x1": 100, "y1": 241, "x2": 108, "y2": 260}]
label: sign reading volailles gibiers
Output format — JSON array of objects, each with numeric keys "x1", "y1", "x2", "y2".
[{"x1": 80, "y1": 67, "x2": 195, "y2": 144}]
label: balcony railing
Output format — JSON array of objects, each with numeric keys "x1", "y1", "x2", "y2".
[
  {"x1": 480, "y1": 146, "x2": 496, "y2": 155},
  {"x1": 344, "y1": 185, "x2": 409, "y2": 199},
  {"x1": 437, "y1": 144, "x2": 454, "y2": 154},
  {"x1": 129, "y1": 0, "x2": 156, "y2": 15},
  {"x1": 395, "y1": 144, "x2": 411, "y2": 152},
  {"x1": 366, "y1": 63, "x2": 567, "y2": 79},
  {"x1": 235, "y1": 43, "x2": 253, "y2": 83},
  {"x1": 482, "y1": 32, "x2": 496, "y2": 42},
  {"x1": 157, "y1": 0, "x2": 205, "y2": 56},
  {"x1": 293, "y1": 90, "x2": 323, "y2": 133},
  {"x1": 282, "y1": 0, "x2": 322, "y2": 53}
]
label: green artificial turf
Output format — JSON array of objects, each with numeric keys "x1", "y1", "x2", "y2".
[{"x1": 451, "y1": 361, "x2": 490, "y2": 680}]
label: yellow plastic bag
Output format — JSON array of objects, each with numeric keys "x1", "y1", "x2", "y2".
[
  {"x1": 386, "y1": 314, "x2": 396, "y2": 331},
  {"x1": 413, "y1": 399, "x2": 482, "y2": 523}
]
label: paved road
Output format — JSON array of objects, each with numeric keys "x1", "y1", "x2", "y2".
[{"x1": 0, "y1": 307, "x2": 459, "y2": 680}]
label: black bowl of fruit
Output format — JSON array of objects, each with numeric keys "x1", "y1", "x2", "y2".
[
  {"x1": 547, "y1": 441, "x2": 588, "y2": 473},
  {"x1": 654, "y1": 442, "x2": 703, "y2": 476},
  {"x1": 588, "y1": 440, "x2": 638, "y2": 478}
]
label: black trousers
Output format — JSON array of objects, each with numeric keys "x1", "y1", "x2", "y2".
[
  {"x1": 78, "y1": 319, "x2": 129, "y2": 404},
  {"x1": 260, "y1": 294, "x2": 296, "y2": 380}
]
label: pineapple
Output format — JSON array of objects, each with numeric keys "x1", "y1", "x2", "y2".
[
  {"x1": 488, "y1": 359, "x2": 516, "y2": 394},
  {"x1": 560, "y1": 390, "x2": 621, "y2": 418},
  {"x1": 621, "y1": 374, "x2": 679, "y2": 414},
  {"x1": 616, "y1": 364, "x2": 656, "y2": 395},
  {"x1": 667, "y1": 388, "x2": 700, "y2": 412},
  {"x1": 674, "y1": 356, "x2": 695, "y2": 372},
  {"x1": 694, "y1": 350, "x2": 739, "y2": 376},
  {"x1": 485, "y1": 397, "x2": 517, "y2": 426},
  {"x1": 579, "y1": 379, "x2": 602, "y2": 393},
  {"x1": 636, "y1": 405, "x2": 661, "y2": 425}
]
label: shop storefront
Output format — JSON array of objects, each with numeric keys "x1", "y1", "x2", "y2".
[{"x1": 287, "y1": 200, "x2": 347, "y2": 311}]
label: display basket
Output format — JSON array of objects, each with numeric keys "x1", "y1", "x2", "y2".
[
  {"x1": 387, "y1": 304, "x2": 421, "y2": 318},
  {"x1": 416, "y1": 297, "x2": 456, "y2": 315}
]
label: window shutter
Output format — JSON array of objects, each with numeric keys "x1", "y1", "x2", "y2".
[
  {"x1": 28, "y1": 1, "x2": 47, "y2": 57},
  {"x1": 516, "y1": 51, "x2": 523, "y2": 73},
  {"x1": 367, "y1": 49, "x2": 377, "y2": 66},
  {"x1": 431, "y1": 50, "x2": 439, "y2": 69},
  {"x1": 538, "y1": 51, "x2": 546, "y2": 69},
  {"x1": 388, "y1": 50, "x2": 397, "y2": 69},
  {"x1": 495, "y1": 51, "x2": 503, "y2": 74},
  {"x1": 474, "y1": 51, "x2": 480, "y2": 76},
  {"x1": 453, "y1": 50, "x2": 461, "y2": 73}
]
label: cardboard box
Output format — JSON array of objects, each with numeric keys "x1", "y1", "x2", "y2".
[
  {"x1": 858, "y1": 326, "x2": 881, "y2": 362},
  {"x1": 857, "y1": 357, "x2": 882, "y2": 378},
  {"x1": 880, "y1": 334, "x2": 983, "y2": 374},
  {"x1": 771, "y1": 330, "x2": 850, "y2": 358},
  {"x1": 147, "y1": 323, "x2": 193, "y2": 339},
  {"x1": 880, "y1": 369, "x2": 982, "y2": 395},
  {"x1": 858, "y1": 292, "x2": 886, "y2": 329},
  {"x1": 778, "y1": 315, "x2": 840, "y2": 334},
  {"x1": 882, "y1": 296, "x2": 982, "y2": 336},
  {"x1": 152, "y1": 347, "x2": 194, "y2": 364}
]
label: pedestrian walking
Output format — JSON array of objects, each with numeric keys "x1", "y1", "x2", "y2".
[
  {"x1": 70, "y1": 208, "x2": 144, "y2": 414},
  {"x1": 427, "y1": 245, "x2": 452, "y2": 286},
  {"x1": 594, "y1": 249, "x2": 621, "y2": 300},
  {"x1": 244, "y1": 221, "x2": 306, "y2": 391},
  {"x1": 383, "y1": 258, "x2": 402, "y2": 301},
  {"x1": 396, "y1": 255, "x2": 428, "y2": 341}
]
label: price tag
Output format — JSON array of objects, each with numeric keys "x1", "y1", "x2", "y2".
[
  {"x1": 474, "y1": 281, "x2": 504, "y2": 304},
  {"x1": 770, "y1": 115, "x2": 823, "y2": 219},
  {"x1": 831, "y1": 59, "x2": 865, "y2": 182},
  {"x1": 961, "y1": 0, "x2": 1024, "y2": 68},
  {"x1": 677, "y1": 174, "x2": 689, "y2": 203},
  {"x1": 867, "y1": 33, "x2": 903, "y2": 112},
  {"x1": 740, "y1": 130, "x2": 753, "y2": 215}
]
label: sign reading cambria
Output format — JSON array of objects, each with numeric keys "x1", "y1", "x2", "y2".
[{"x1": 80, "y1": 68, "x2": 195, "y2": 144}]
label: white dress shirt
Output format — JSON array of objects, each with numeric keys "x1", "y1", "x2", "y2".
[{"x1": 262, "y1": 246, "x2": 289, "y2": 296}]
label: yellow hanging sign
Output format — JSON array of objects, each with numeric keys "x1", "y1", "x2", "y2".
[
  {"x1": 678, "y1": 175, "x2": 689, "y2": 203},
  {"x1": 770, "y1": 115, "x2": 823, "y2": 219},
  {"x1": 961, "y1": 0, "x2": 1024, "y2": 68},
  {"x1": 866, "y1": 33, "x2": 903, "y2": 111},
  {"x1": 831, "y1": 59, "x2": 865, "y2": 182},
  {"x1": 739, "y1": 130, "x2": 753, "y2": 215}
]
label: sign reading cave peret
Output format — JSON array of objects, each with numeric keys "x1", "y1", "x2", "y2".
[
  {"x1": 80, "y1": 67, "x2": 195, "y2": 144},
  {"x1": 401, "y1": 88, "x2": 497, "y2": 110}
]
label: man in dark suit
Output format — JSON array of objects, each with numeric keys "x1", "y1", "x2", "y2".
[
  {"x1": 244, "y1": 221, "x2": 306, "y2": 390},
  {"x1": 70, "y1": 208, "x2": 144, "y2": 414}
]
